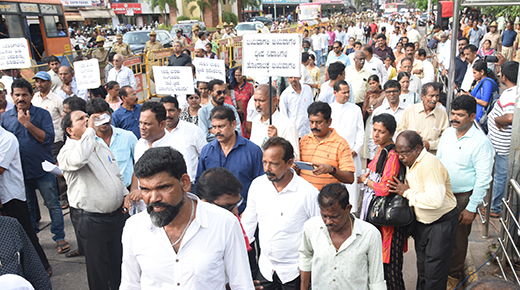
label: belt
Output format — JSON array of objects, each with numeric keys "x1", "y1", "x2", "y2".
[
  {"x1": 454, "y1": 190, "x2": 472, "y2": 196},
  {"x1": 71, "y1": 205, "x2": 123, "y2": 217}
]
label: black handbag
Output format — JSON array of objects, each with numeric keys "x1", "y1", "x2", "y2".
[{"x1": 366, "y1": 146, "x2": 415, "y2": 227}]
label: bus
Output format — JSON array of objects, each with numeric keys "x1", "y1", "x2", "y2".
[
  {"x1": 0, "y1": 0, "x2": 71, "y2": 62},
  {"x1": 380, "y1": 2, "x2": 407, "y2": 13},
  {"x1": 297, "y1": 0, "x2": 345, "y2": 23}
]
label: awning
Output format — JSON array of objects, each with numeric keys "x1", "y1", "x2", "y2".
[
  {"x1": 79, "y1": 9, "x2": 116, "y2": 19},
  {"x1": 65, "y1": 12, "x2": 84, "y2": 22}
]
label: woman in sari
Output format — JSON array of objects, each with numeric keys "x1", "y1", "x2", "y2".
[{"x1": 362, "y1": 75, "x2": 386, "y2": 161}]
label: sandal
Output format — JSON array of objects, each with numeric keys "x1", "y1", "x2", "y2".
[
  {"x1": 46, "y1": 266, "x2": 52, "y2": 277},
  {"x1": 57, "y1": 241, "x2": 71, "y2": 254},
  {"x1": 66, "y1": 249, "x2": 82, "y2": 258},
  {"x1": 490, "y1": 212, "x2": 500, "y2": 219}
]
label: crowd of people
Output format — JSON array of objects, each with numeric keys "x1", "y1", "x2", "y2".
[{"x1": 0, "y1": 7, "x2": 520, "y2": 290}]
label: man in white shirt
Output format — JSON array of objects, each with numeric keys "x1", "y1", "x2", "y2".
[
  {"x1": 299, "y1": 183, "x2": 386, "y2": 290},
  {"x1": 46, "y1": 55, "x2": 62, "y2": 93},
  {"x1": 250, "y1": 84, "x2": 300, "y2": 160},
  {"x1": 407, "y1": 24, "x2": 421, "y2": 43},
  {"x1": 301, "y1": 52, "x2": 318, "y2": 89},
  {"x1": 389, "y1": 26, "x2": 402, "y2": 49},
  {"x1": 121, "y1": 147, "x2": 254, "y2": 290},
  {"x1": 460, "y1": 44, "x2": 480, "y2": 92},
  {"x1": 59, "y1": 110, "x2": 129, "y2": 290},
  {"x1": 330, "y1": 80, "x2": 365, "y2": 213},
  {"x1": 279, "y1": 77, "x2": 313, "y2": 138},
  {"x1": 334, "y1": 24, "x2": 346, "y2": 47},
  {"x1": 345, "y1": 50, "x2": 372, "y2": 106},
  {"x1": 242, "y1": 137, "x2": 320, "y2": 289},
  {"x1": 398, "y1": 57, "x2": 422, "y2": 95},
  {"x1": 107, "y1": 54, "x2": 137, "y2": 89},
  {"x1": 55, "y1": 66, "x2": 88, "y2": 100},
  {"x1": 416, "y1": 49, "x2": 434, "y2": 83},
  {"x1": 0, "y1": 68, "x2": 18, "y2": 103},
  {"x1": 363, "y1": 44, "x2": 388, "y2": 85},
  {"x1": 160, "y1": 96, "x2": 206, "y2": 180},
  {"x1": 310, "y1": 27, "x2": 324, "y2": 67},
  {"x1": 319, "y1": 62, "x2": 354, "y2": 104}
]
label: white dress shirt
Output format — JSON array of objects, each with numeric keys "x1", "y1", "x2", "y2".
[
  {"x1": 317, "y1": 80, "x2": 356, "y2": 104},
  {"x1": 120, "y1": 193, "x2": 254, "y2": 290},
  {"x1": 0, "y1": 127, "x2": 25, "y2": 204},
  {"x1": 241, "y1": 172, "x2": 320, "y2": 283},
  {"x1": 55, "y1": 79, "x2": 88, "y2": 101},
  {"x1": 134, "y1": 133, "x2": 194, "y2": 181},
  {"x1": 250, "y1": 110, "x2": 300, "y2": 160},
  {"x1": 48, "y1": 69, "x2": 62, "y2": 93},
  {"x1": 165, "y1": 120, "x2": 207, "y2": 179},
  {"x1": 364, "y1": 56, "x2": 388, "y2": 85},
  {"x1": 408, "y1": 74, "x2": 422, "y2": 95},
  {"x1": 345, "y1": 66, "x2": 372, "y2": 104},
  {"x1": 279, "y1": 83, "x2": 313, "y2": 138},
  {"x1": 330, "y1": 101, "x2": 364, "y2": 212},
  {"x1": 0, "y1": 75, "x2": 14, "y2": 103},
  {"x1": 32, "y1": 91, "x2": 64, "y2": 143},
  {"x1": 422, "y1": 59, "x2": 435, "y2": 84},
  {"x1": 299, "y1": 216, "x2": 386, "y2": 290},
  {"x1": 108, "y1": 66, "x2": 137, "y2": 89},
  {"x1": 461, "y1": 58, "x2": 478, "y2": 92},
  {"x1": 300, "y1": 64, "x2": 314, "y2": 86}
]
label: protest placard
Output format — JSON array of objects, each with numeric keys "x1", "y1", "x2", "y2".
[
  {"x1": 74, "y1": 59, "x2": 100, "y2": 90},
  {"x1": 0, "y1": 38, "x2": 32, "y2": 70},
  {"x1": 153, "y1": 66, "x2": 194, "y2": 95},
  {"x1": 242, "y1": 33, "x2": 302, "y2": 77},
  {"x1": 192, "y1": 58, "x2": 226, "y2": 82}
]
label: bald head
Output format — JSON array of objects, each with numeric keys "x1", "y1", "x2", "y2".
[
  {"x1": 253, "y1": 84, "x2": 278, "y2": 117},
  {"x1": 114, "y1": 53, "x2": 124, "y2": 68}
]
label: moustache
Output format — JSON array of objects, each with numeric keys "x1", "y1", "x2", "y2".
[
  {"x1": 215, "y1": 133, "x2": 224, "y2": 138},
  {"x1": 311, "y1": 128, "x2": 321, "y2": 132},
  {"x1": 450, "y1": 120, "x2": 460, "y2": 124},
  {"x1": 265, "y1": 172, "x2": 276, "y2": 177},
  {"x1": 166, "y1": 117, "x2": 173, "y2": 120}
]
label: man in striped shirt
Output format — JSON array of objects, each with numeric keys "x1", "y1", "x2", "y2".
[
  {"x1": 299, "y1": 102, "x2": 355, "y2": 191},
  {"x1": 488, "y1": 61, "x2": 518, "y2": 218}
]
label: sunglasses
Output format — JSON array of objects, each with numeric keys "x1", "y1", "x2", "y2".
[
  {"x1": 214, "y1": 90, "x2": 227, "y2": 95},
  {"x1": 211, "y1": 196, "x2": 243, "y2": 212}
]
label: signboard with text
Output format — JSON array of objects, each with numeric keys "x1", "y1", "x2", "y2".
[
  {"x1": 111, "y1": 3, "x2": 142, "y2": 14},
  {"x1": 0, "y1": 38, "x2": 31, "y2": 70},
  {"x1": 74, "y1": 59, "x2": 100, "y2": 90},
  {"x1": 152, "y1": 66, "x2": 194, "y2": 95},
  {"x1": 242, "y1": 33, "x2": 301, "y2": 77},
  {"x1": 61, "y1": 0, "x2": 93, "y2": 7},
  {"x1": 192, "y1": 58, "x2": 226, "y2": 82}
]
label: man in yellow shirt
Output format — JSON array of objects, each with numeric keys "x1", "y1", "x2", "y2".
[{"x1": 143, "y1": 30, "x2": 164, "y2": 58}]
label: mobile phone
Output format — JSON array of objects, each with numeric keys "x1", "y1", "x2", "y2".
[
  {"x1": 485, "y1": 55, "x2": 498, "y2": 63},
  {"x1": 294, "y1": 161, "x2": 315, "y2": 171}
]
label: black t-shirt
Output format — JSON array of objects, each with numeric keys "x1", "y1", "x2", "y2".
[{"x1": 168, "y1": 53, "x2": 192, "y2": 67}]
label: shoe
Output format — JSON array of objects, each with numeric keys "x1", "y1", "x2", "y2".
[{"x1": 447, "y1": 275, "x2": 459, "y2": 290}]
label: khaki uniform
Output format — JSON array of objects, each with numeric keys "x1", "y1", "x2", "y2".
[
  {"x1": 482, "y1": 32, "x2": 501, "y2": 51},
  {"x1": 144, "y1": 40, "x2": 164, "y2": 61},
  {"x1": 213, "y1": 31, "x2": 223, "y2": 41},
  {"x1": 112, "y1": 42, "x2": 132, "y2": 57},
  {"x1": 92, "y1": 48, "x2": 109, "y2": 65},
  {"x1": 192, "y1": 35, "x2": 200, "y2": 43},
  {"x1": 173, "y1": 36, "x2": 188, "y2": 47}
]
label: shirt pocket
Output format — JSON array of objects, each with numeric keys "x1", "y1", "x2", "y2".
[{"x1": 455, "y1": 151, "x2": 471, "y2": 167}]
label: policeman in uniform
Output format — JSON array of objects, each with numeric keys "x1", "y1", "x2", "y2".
[
  {"x1": 173, "y1": 29, "x2": 188, "y2": 47},
  {"x1": 213, "y1": 24, "x2": 223, "y2": 41},
  {"x1": 112, "y1": 33, "x2": 132, "y2": 57},
  {"x1": 144, "y1": 30, "x2": 163, "y2": 61},
  {"x1": 191, "y1": 24, "x2": 201, "y2": 43},
  {"x1": 91, "y1": 35, "x2": 110, "y2": 66}
]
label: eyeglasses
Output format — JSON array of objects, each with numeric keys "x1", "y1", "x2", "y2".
[
  {"x1": 385, "y1": 90, "x2": 400, "y2": 95},
  {"x1": 211, "y1": 196, "x2": 243, "y2": 212},
  {"x1": 397, "y1": 148, "x2": 415, "y2": 157},
  {"x1": 214, "y1": 90, "x2": 227, "y2": 96},
  {"x1": 333, "y1": 46, "x2": 341, "y2": 49}
]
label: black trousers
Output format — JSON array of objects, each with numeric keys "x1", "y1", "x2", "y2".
[
  {"x1": 414, "y1": 208, "x2": 459, "y2": 290},
  {"x1": 257, "y1": 271, "x2": 300, "y2": 290},
  {"x1": 448, "y1": 193, "x2": 472, "y2": 279},
  {"x1": 52, "y1": 141, "x2": 67, "y2": 201},
  {"x1": 1, "y1": 199, "x2": 50, "y2": 271},
  {"x1": 70, "y1": 207, "x2": 128, "y2": 290}
]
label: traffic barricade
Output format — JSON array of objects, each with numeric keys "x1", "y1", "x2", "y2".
[
  {"x1": 122, "y1": 54, "x2": 147, "y2": 103},
  {"x1": 145, "y1": 47, "x2": 174, "y2": 100}
]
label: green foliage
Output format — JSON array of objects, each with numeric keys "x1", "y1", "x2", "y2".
[
  {"x1": 150, "y1": 0, "x2": 177, "y2": 12},
  {"x1": 224, "y1": 12, "x2": 238, "y2": 25},
  {"x1": 481, "y1": 6, "x2": 520, "y2": 20},
  {"x1": 414, "y1": 0, "x2": 439, "y2": 11},
  {"x1": 157, "y1": 24, "x2": 173, "y2": 30},
  {"x1": 242, "y1": 0, "x2": 261, "y2": 10},
  {"x1": 185, "y1": 0, "x2": 212, "y2": 21},
  {"x1": 191, "y1": 16, "x2": 200, "y2": 20},
  {"x1": 177, "y1": 15, "x2": 191, "y2": 21}
]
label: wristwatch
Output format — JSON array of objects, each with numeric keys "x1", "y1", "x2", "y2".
[
  {"x1": 329, "y1": 166, "x2": 337, "y2": 176},
  {"x1": 364, "y1": 178, "x2": 369, "y2": 185}
]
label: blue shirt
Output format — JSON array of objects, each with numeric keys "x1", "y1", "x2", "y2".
[
  {"x1": 112, "y1": 104, "x2": 141, "y2": 139},
  {"x1": 326, "y1": 51, "x2": 351, "y2": 67},
  {"x1": 1, "y1": 105, "x2": 55, "y2": 179},
  {"x1": 94, "y1": 126, "x2": 137, "y2": 187},
  {"x1": 198, "y1": 102, "x2": 241, "y2": 142},
  {"x1": 195, "y1": 133, "x2": 264, "y2": 212},
  {"x1": 437, "y1": 125, "x2": 494, "y2": 213},
  {"x1": 471, "y1": 77, "x2": 497, "y2": 121},
  {"x1": 502, "y1": 29, "x2": 517, "y2": 47}
]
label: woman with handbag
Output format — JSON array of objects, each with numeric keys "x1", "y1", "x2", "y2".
[
  {"x1": 460, "y1": 60, "x2": 499, "y2": 123},
  {"x1": 358, "y1": 113, "x2": 407, "y2": 290}
]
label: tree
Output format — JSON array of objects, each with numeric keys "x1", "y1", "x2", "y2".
[
  {"x1": 481, "y1": 6, "x2": 520, "y2": 20},
  {"x1": 185, "y1": 0, "x2": 212, "y2": 21},
  {"x1": 150, "y1": 0, "x2": 177, "y2": 26},
  {"x1": 242, "y1": 0, "x2": 261, "y2": 12}
]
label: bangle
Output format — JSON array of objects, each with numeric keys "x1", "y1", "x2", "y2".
[{"x1": 364, "y1": 178, "x2": 369, "y2": 185}]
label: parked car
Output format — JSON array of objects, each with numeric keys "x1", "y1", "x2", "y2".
[
  {"x1": 250, "y1": 16, "x2": 273, "y2": 26},
  {"x1": 235, "y1": 22, "x2": 269, "y2": 36},
  {"x1": 123, "y1": 30, "x2": 174, "y2": 54},
  {"x1": 418, "y1": 13, "x2": 428, "y2": 26},
  {"x1": 171, "y1": 20, "x2": 207, "y2": 39}
]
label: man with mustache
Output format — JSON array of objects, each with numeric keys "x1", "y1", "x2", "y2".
[
  {"x1": 298, "y1": 102, "x2": 355, "y2": 191},
  {"x1": 249, "y1": 84, "x2": 299, "y2": 160},
  {"x1": 120, "y1": 147, "x2": 254, "y2": 289},
  {"x1": 112, "y1": 85, "x2": 141, "y2": 138},
  {"x1": 436, "y1": 95, "x2": 494, "y2": 290},
  {"x1": 58, "y1": 108, "x2": 129, "y2": 290},
  {"x1": 55, "y1": 66, "x2": 88, "y2": 101},
  {"x1": 198, "y1": 79, "x2": 241, "y2": 142},
  {"x1": 396, "y1": 82, "x2": 449, "y2": 154},
  {"x1": 299, "y1": 183, "x2": 385, "y2": 289},
  {"x1": 241, "y1": 137, "x2": 319, "y2": 289},
  {"x1": 1, "y1": 78, "x2": 69, "y2": 255}
]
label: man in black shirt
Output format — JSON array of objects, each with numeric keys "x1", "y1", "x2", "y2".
[{"x1": 168, "y1": 41, "x2": 192, "y2": 67}]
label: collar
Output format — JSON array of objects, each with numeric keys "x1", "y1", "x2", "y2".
[
  {"x1": 310, "y1": 128, "x2": 339, "y2": 143},
  {"x1": 409, "y1": 148, "x2": 428, "y2": 170},
  {"x1": 418, "y1": 103, "x2": 438, "y2": 116},
  {"x1": 210, "y1": 131, "x2": 246, "y2": 150},
  {"x1": 320, "y1": 213, "x2": 362, "y2": 253},
  {"x1": 35, "y1": 91, "x2": 51, "y2": 100},
  {"x1": 455, "y1": 124, "x2": 477, "y2": 140},
  {"x1": 270, "y1": 169, "x2": 298, "y2": 194},
  {"x1": 258, "y1": 109, "x2": 280, "y2": 124},
  {"x1": 149, "y1": 193, "x2": 208, "y2": 232}
]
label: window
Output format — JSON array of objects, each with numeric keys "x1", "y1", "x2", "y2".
[
  {"x1": 43, "y1": 15, "x2": 67, "y2": 38},
  {"x1": 2, "y1": 15, "x2": 24, "y2": 38}
]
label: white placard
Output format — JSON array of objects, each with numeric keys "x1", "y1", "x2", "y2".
[
  {"x1": 0, "y1": 38, "x2": 31, "y2": 70},
  {"x1": 42, "y1": 160, "x2": 63, "y2": 176},
  {"x1": 242, "y1": 33, "x2": 302, "y2": 77},
  {"x1": 153, "y1": 66, "x2": 195, "y2": 95},
  {"x1": 192, "y1": 58, "x2": 226, "y2": 82},
  {"x1": 74, "y1": 59, "x2": 100, "y2": 90}
]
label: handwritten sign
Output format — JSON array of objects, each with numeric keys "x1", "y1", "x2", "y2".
[
  {"x1": 75, "y1": 59, "x2": 100, "y2": 90},
  {"x1": 153, "y1": 66, "x2": 194, "y2": 95},
  {"x1": 192, "y1": 58, "x2": 226, "y2": 82},
  {"x1": 0, "y1": 38, "x2": 31, "y2": 70},
  {"x1": 242, "y1": 33, "x2": 301, "y2": 77}
]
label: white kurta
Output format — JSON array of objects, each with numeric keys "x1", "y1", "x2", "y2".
[{"x1": 330, "y1": 101, "x2": 365, "y2": 212}]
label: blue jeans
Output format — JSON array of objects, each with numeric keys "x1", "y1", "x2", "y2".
[
  {"x1": 491, "y1": 153, "x2": 509, "y2": 214},
  {"x1": 322, "y1": 48, "x2": 328, "y2": 66},
  {"x1": 25, "y1": 172, "x2": 65, "y2": 242},
  {"x1": 314, "y1": 50, "x2": 323, "y2": 66}
]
